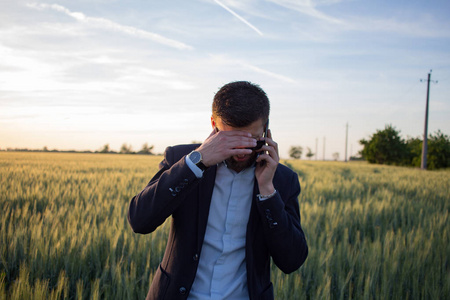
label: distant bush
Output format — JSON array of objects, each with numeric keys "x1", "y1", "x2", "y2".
[
  {"x1": 359, "y1": 125, "x2": 449, "y2": 169},
  {"x1": 289, "y1": 145, "x2": 303, "y2": 159}
]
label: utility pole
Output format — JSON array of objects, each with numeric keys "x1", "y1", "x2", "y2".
[
  {"x1": 420, "y1": 70, "x2": 438, "y2": 170},
  {"x1": 315, "y1": 138, "x2": 318, "y2": 160},
  {"x1": 345, "y1": 122, "x2": 349, "y2": 162},
  {"x1": 350, "y1": 144, "x2": 353, "y2": 160},
  {"x1": 323, "y1": 136, "x2": 326, "y2": 161}
]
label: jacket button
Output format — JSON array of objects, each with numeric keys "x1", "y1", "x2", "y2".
[
  {"x1": 179, "y1": 287, "x2": 187, "y2": 294},
  {"x1": 193, "y1": 254, "x2": 199, "y2": 261}
]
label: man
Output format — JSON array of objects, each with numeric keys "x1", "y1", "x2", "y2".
[{"x1": 128, "y1": 81, "x2": 308, "y2": 300}]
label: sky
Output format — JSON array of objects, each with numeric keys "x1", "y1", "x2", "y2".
[{"x1": 1, "y1": 0, "x2": 449, "y2": 159}]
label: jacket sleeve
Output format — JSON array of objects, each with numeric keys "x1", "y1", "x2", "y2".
[
  {"x1": 127, "y1": 146, "x2": 200, "y2": 234},
  {"x1": 256, "y1": 168, "x2": 308, "y2": 273}
]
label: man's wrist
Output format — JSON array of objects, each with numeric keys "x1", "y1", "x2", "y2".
[
  {"x1": 194, "y1": 148, "x2": 212, "y2": 168},
  {"x1": 257, "y1": 189, "x2": 277, "y2": 201},
  {"x1": 185, "y1": 155, "x2": 203, "y2": 178},
  {"x1": 258, "y1": 184, "x2": 275, "y2": 196},
  {"x1": 188, "y1": 150, "x2": 208, "y2": 171}
]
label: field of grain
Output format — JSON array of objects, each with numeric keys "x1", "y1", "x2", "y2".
[{"x1": 1, "y1": 152, "x2": 449, "y2": 299}]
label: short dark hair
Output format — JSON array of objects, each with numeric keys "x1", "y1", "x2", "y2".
[{"x1": 212, "y1": 81, "x2": 270, "y2": 128}]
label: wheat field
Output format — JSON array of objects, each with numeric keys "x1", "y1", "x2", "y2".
[{"x1": 1, "y1": 152, "x2": 449, "y2": 299}]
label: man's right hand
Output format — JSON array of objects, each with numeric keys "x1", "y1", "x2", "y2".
[{"x1": 196, "y1": 130, "x2": 257, "y2": 167}]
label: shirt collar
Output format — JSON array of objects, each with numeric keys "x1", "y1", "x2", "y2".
[{"x1": 220, "y1": 160, "x2": 256, "y2": 174}]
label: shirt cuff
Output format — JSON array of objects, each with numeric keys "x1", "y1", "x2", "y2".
[{"x1": 185, "y1": 155, "x2": 204, "y2": 178}]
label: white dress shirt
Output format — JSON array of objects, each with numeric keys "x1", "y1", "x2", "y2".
[{"x1": 186, "y1": 159, "x2": 254, "y2": 300}]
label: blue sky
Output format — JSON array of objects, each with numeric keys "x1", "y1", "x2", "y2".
[{"x1": 1, "y1": 0, "x2": 449, "y2": 159}]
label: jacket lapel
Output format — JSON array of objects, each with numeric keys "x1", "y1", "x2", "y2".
[
  {"x1": 246, "y1": 181, "x2": 261, "y2": 246},
  {"x1": 196, "y1": 165, "x2": 217, "y2": 250}
]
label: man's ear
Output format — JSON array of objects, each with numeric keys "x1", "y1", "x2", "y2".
[{"x1": 211, "y1": 116, "x2": 216, "y2": 129}]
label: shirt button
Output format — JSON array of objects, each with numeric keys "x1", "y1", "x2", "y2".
[
  {"x1": 193, "y1": 254, "x2": 199, "y2": 261},
  {"x1": 179, "y1": 287, "x2": 187, "y2": 294}
]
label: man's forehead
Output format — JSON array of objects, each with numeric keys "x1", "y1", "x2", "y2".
[{"x1": 215, "y1": 118, "x2": 265, "y2": 129}]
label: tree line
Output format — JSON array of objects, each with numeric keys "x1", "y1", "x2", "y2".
[
  {"x1": 98, "y1": 143, "x2": 154, "y2": 155},
  {"x1": 3, "y1": 143, "x2": 155, "y2": 155},
  {"x1": 288, "y1": 146, "x2": 343, "y2": 161},
  {"x1": 287, "y1": 125, "x2": 449, "y2": 170},
  {"x1": 359, "y1": 125, "x2": 449, "y2": 170},
  {"x1": 4, "y1": 126, "x2": 449, "y2": 169}
]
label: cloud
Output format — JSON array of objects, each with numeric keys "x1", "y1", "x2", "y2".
[
  {"x1": 214, "y1": 0, "x2": 263, "y2": 36},
  {"x1": 266, "y1": 0, "x2": 449, "y2": 38},
  {"x1": 26, "y1": 2, "x2": 194, "y2": 50},
  {"x1": 347, "y1": 16, "x2": 450, "y2": 39}
]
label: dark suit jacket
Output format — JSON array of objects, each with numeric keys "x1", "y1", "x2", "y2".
[{"x1": 128, "y1": 144, "x2": 308, "y2": 300}]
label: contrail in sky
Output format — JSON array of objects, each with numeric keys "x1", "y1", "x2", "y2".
[
  {"x1": 214, "y1": 0, "x2": 263, "y2": 36},
  {"x1": 267, "y1": 0, "x2": 342, "y2": 25},
  {"x1": 27, "y1": 2, "x2": 193, "y2": 50}
]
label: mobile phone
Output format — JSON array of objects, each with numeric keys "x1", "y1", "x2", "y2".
[{"x1": 247, "y1": 119, "x2": 269, "y2": 151}]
